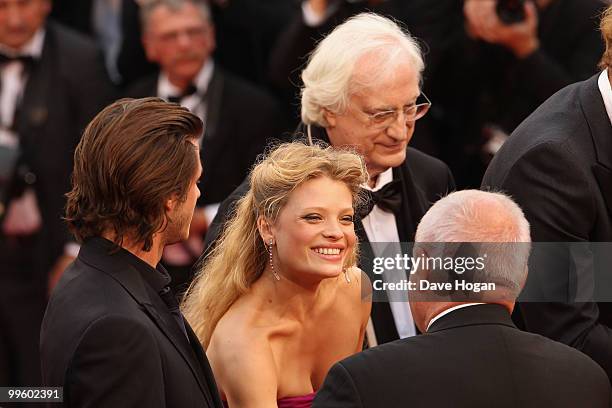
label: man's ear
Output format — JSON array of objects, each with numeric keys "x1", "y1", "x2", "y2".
[
  {"x1": 323, "y1": 108, "x2": 337, "y2": 128},
  {"x1": 256, "y1": 215, "x2": 274, "y2": 244},
  {"x1": 165, "y1": 194, "x2": 179, "y2": 214}
]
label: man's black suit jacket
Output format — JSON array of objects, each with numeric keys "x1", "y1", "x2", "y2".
[
  {"x1": 202, "y1": 123, "x2": 455, "y2": 344},
  {"x1": 3, "y1": 21, "x2": 115, "y2": 278},
  {"x1": 482, "y1": 73, "x2": 612, "y2": 381},
  {"x1": 126, "y1": 66, "x2": 286, "y2": 205},
  {"x1": 313, "y1": 304, "x2": 611, "y2": 408},
  {"x1": 40, "y1": 238, "x2": 223, "y2": 407}
]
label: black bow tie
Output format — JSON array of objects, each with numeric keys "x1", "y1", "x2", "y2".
[
  {"x1": 0, "y1": 52, "x2": 35, "y2": 67},
  {"x1": 358, "y1": 179, "x2": 402, "y2": 219},
  {"x1": 167, "y1": 83, "x2": 198, "y2": 104}
]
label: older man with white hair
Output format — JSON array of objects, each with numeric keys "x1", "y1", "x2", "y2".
[
  {"x1": 204, "y1": 13, "x2": 455, "y2": 346},
  {"x1": 314, "y1": 190, "x2": 610, "y2": 408}
]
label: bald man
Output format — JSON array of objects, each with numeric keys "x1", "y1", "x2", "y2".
[{"x1": 314, "y1": 190, "x2": 610, "y2": 408}]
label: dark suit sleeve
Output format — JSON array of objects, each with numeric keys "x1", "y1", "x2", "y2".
[
  {"x1": 444, "y1": 164, "x2": 456, "y2": 194},
  {"x1": 312, "y1": 362, "x2": 363, "y2": 408},
  {"x1": 67, "y1": 46, "x2": 116, "y2": 134},
  {"x1": 412, "y1": 150, "x2": 456, "y2": 201},
  {"x1": 65, "y1": 315, "x2": 165, "y2": 407},
  {"x1": 239, "y1": 92, "x2": 288, "y2": 168},
  {"x1": 268, "y1": 7, "x2": 321, "y2": 93},
  {"x1": 483, "y1": 141, "x2": 612, "y2": 382},
  {"x1": 200, "y1": 180, "x2": 250, "y2": 260}
]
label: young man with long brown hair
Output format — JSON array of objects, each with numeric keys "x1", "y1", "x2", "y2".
[{"x1": 40, "y1": 97, "x2": 222, "y2": 407}]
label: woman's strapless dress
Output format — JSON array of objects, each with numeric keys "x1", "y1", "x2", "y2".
[
  {"x1": 277, "y1": 392, "x2": 316, "y2": 408},
  {"x1": 222, "y1": 392, "x2": 316, "y2": 408}
]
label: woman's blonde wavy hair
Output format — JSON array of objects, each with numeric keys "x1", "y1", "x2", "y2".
[{"x1": 182, "y1": 142, "x2": 368, "y2": 346}]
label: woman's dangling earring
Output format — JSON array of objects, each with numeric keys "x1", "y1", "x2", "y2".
[
  {"x1": 344, "y1": 268, "x2": 351, "y2": 283},
  {"x1": 268, "y1": 239, "x2": 280, "y2": 281}
]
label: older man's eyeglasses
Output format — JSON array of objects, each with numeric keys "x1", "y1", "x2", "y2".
[{"x1": 359, "y1": 93, "x2": 432, "y2": 129}]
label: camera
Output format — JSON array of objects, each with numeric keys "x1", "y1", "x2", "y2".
[{"x1": 496, "y1": 0, "x2": 526, "y2": 24}]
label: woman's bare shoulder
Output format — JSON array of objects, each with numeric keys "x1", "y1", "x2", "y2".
[
  {"x1": 334, "y1": 266, "x2": 372, "y2": 323},
  {"x1": 209, "y1": 299, "x2": 270, "y2": 359},
  {"x1": 208, "y1": 313, "x2": 279, "y2": 407}
]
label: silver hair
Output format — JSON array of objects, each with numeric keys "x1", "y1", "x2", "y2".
[
  {"x1": 414, "y1": 190, "x2": 531, "y2": 298},
  {"x1": 300, "y1": 13, "x2": 424, "y2": 127},
  {"x1": 139, "y1": 0, "x2": 211, "y2": 32}
]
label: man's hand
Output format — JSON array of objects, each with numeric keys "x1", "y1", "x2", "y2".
[
  {"x1": 307, "y1": 0, "x2": 329, "y2": 19},
  {"x1": 464, "y1": 0, "x2": 540, "y2": 58},
  {"x1": 2, "y1": 189, "x2": 42, "y2": 236}
]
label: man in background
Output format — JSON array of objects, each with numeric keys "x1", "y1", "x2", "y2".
[
  {"x1": 40, "y1": 98, "x2": 222, "y2": 407},
  {"x1": 126, "y1": 0, "x2": 285, "y2": 285},
  {"x1": 482, "y1": 5, "x2": 612, "y2": 382},
  {"x1": 0, "y1": 0, "x2": 114, "y2": 386},
  {"x1": 314, "y1": 190, "x2": 610, "y2": 407}
]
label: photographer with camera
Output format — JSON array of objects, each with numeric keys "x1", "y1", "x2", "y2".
[
  {"x1": 464, "y1": 0, "x2": 540, "y2": 58},
  {"x1": 430, "y1": 0, "x2": 606, "y2": 188}
]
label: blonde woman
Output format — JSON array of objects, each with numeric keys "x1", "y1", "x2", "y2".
[{"x1": 182, "y1": 143, "x2": 371, "y2": 408}]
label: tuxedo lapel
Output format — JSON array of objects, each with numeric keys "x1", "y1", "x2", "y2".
[
  {"x1": 394, "y1": 163, "x2": 427, "y2": 242},
  {"x1": 355, "y1": 193, "x2": 400, "y2": 344},
  {"x1": 593, "y1": 165, "x2": 612, "y2": 219},
  {"x1": 581, "y1": 74, "x2": 612, "y2": 219},
  {"x1": 582, "y1": 74, "x2": 612, "y2": 170},
  {"x1": 141, "y1": 299, "x2": 216, "y2": 407},
  {"x1": 185, "y1": 323, "x2": 223, "y2": 408},
  {"x1": 79, "y1": 240, "x2": 217, "y2": 406}
]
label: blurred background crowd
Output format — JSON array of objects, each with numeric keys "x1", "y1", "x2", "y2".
[{"x1": 0, "y1": 0, "x2": 610, "y2": 391}]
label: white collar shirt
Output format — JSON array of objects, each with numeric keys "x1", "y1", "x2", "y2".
[
  {"x1": 0, "y1": 29, "x2": 45, "y2": 146},
  {"x1": 362, "y1": 167, "x2": 416, "y2": 339},
  {"x1": 158, "y1": 59, "x2": 214, "y2": 142},
  {"x1": 426, "y1": 303, "x2": 485, "y2": 332},
  {"x1": 598, "y1": 69, "x2": 612, "y2": 125}
]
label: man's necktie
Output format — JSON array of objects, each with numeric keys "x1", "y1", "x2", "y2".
[
  {"x1": 358, "y1": 179, "x2": 402, "y2": 219},
  {"x1": 167, "y1": 84, "x2": 198, "y2": 104}
]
